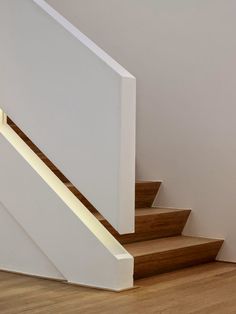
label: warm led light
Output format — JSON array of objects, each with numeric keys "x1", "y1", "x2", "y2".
[{"x1": 0, "y1": 109, "x2": 7, "y2": 126}]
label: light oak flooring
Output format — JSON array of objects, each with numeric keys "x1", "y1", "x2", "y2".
[{"x1": 0, "y1": 262, "x2": 236, "y2": 314}]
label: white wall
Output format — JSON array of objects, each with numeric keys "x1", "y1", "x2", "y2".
[
  {"x1": 0, "y1": 0, "x2": 136, "y2": 234},
  {"x1": 46, "y1": 0, "x2": 236, "y2": 262},
  {"x1": 0, "y1": 201, "x2": 64, "y2": 279}
]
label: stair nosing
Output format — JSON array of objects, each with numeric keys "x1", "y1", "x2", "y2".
[
  {"x1": 94, "y1": 207, "x2": 191, "y2": 222},
  {"x1": 124, "y1": 236, "x2": 224, "y2": 257}
]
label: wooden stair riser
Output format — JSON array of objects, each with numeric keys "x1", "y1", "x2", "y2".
[
  {"x1": 99, "y1": 210, "x2": 191, "y2": 244},
  {"x1": 131, "y1": 241, "x2": 223, "y2": 279},
  {"x1": 135, "y1": 181, "x2": 161, "y2": 208}
]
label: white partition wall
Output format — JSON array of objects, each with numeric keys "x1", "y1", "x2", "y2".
[
  {"x1": 0, "y1": 0, "x2": 136, "y2": 234},
  {"x1": 0, "y1": 113, "x2": 133, "y2": 290},
  {"x1": 0, "y1": 0, "x2": 136, "y2": 289}
]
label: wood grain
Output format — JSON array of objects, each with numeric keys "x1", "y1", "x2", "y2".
[
  {"x1": 96, "y1": 208, "x2": 191, "y2": 244},
  {"x1": 124, "y1": 236, "x2": 224, "y2": 279},
  {"x1": 135, "y1": 181, "x2": 162, "y2": 208},
  {"x1": 0, "y1": 262, "x2": 236, "y2": 313}
]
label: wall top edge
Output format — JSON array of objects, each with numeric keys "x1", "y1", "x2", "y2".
[{"x1": 33, "y1": 0, "x2": 135, "y2": 79}]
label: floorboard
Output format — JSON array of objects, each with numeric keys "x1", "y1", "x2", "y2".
[{"x1": 0, "y1": 262, "x2": 235, "y2": 314}]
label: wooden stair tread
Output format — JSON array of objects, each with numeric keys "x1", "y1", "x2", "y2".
[
  {"x1": 94, "y1": 207, "x2": 190, "y2": 220},
  {"x1": 94, "y1": 209, "x2": 191, "y2": 244},
  {"x1": 124, "y1": 236, "x2": 223, "y2": 257},
  {"x1": 135, "y1": 180, "x2": 161, "y2": 183},
  {"x1": 135, "y1": 207, "x2": 190, "y2": 216},
  {"x1": 66, "y1": 181, "x2": 160, "y2": 188},
  {"x1": 126, "y1": 236, "x2": 223, "y2": 279}
]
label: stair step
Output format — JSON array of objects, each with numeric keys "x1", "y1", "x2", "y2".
[
  {"x1": 95, "y1": 208, "x2": 191, "y2": 244},
  {"x1": 135, "y1": 181, "x2": 161, "y2": 208},
  {"x1": 124, "y1": 236, "x2": 223, "y2": 279},
  {"x1": 66, "y1": 181, "x2": 163, "y2": 214}
]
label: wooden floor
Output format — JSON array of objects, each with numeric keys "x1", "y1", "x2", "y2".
[{"x1": 0, "y1": 262, "x2": 236, "y2": 313}]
